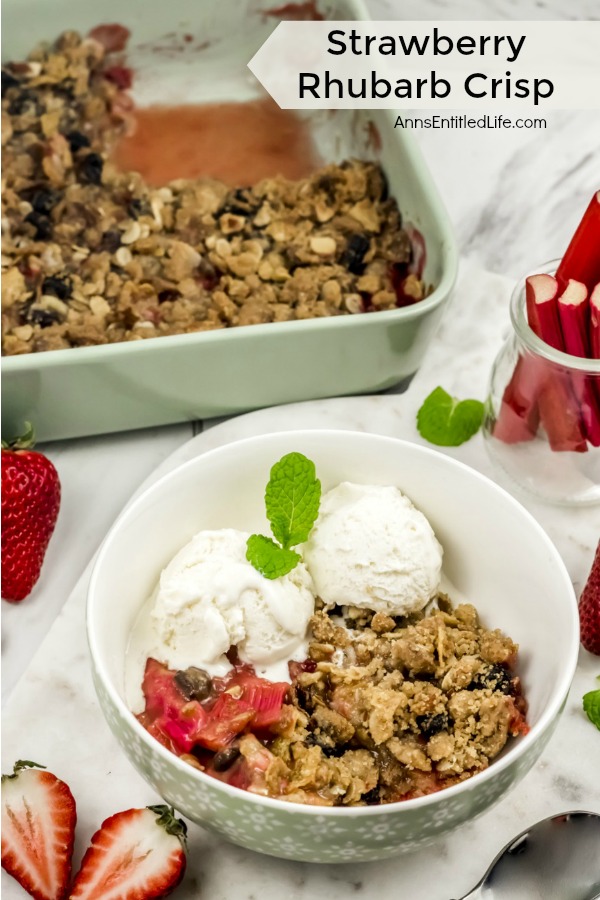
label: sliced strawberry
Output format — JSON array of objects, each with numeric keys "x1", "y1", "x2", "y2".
[
  {"x1": 69, "y1": 806, "x2": 186, "y2": 900},
  {"x1": 579, "y1": 540, "x2": 600, "y2": 655},
  {"x1": 1, "y1": 760, "x2": 76, "y2": 900}
]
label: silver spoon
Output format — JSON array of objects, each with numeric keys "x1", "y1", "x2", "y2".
[{"x1": 453, "y1": 811, "x2": 600, "y2": 900}]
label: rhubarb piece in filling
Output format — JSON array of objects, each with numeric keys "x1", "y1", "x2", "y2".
[{"x1": 137, "y1": 597, "x2": 528, "y2": 806}]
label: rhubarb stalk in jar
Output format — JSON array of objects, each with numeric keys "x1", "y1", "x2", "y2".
[{"x1": 483, "y1": 260, "x2": 600, "y2": 506}]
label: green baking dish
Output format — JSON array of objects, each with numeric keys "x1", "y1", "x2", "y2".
[{"x1": 1, "y1": 0, "x2": 457, "y2": 442}]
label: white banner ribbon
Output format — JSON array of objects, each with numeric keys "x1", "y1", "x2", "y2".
[{"x1": 248, "y1": 21, "x2": 600, "y2": 109}]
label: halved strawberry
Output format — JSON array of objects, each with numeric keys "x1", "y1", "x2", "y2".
[
  {"x1": 69, "y1": 805, "x2": 186, "y2": 900},
  {"x1": 580, "y1": 540, "x2": 600, "y2": 655},
  {"x1": 1, "y1": 760, "x2": 76, "y2": 900}
]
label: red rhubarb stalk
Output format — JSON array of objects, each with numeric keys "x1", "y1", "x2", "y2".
[
  {"x1": 556, "y1": 281, "x2": 600, "y2": 445},
  {"x1": 537, "y1": 372, "x2": 589, "y2": 452},
  {"x1": 578, "y1": 385, "x2": 600, "y2": 447},
  {"x1": 493, "y1": 275, "x2": 559, "y2": 444},
  {"x1": 557, "y1": 279, "x2": 590, "y2": 358},
  {"x1": 555, "y1": 192, "x2": 600, "y2": 293},
  {"x1": 526, "y1": 274, "x2": 563, "y2": 350},
  {"x1": 525, "y1": 273, "x2": 588, "y2": 451},
  {"x1": 591, "y1": 284, "x2": 600, "y2": 359},
  {"x1": 493, "y1": 356, "x2": 541, "y2": 444}
]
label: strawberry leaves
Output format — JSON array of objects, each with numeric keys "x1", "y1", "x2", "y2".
[{"x1": 1, "y1": 760, "x2": 46, "y2": 782}]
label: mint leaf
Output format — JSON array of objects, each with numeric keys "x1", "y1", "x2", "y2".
[
  {"x1": 246, "y1": 452, "x2": 321, "y2": 579},
  {"x1": 583, "y1": 677, "x2": 600, "y2": 730},
  {"x1": 417, "y1": 386, "x2": 485, "y2": 447},
  {"x1": 265, "y1": 452, "x2": 321, "y2": 549},
  {"x1": 246, "y1": 534, "x2": 301, "y2": 580}
]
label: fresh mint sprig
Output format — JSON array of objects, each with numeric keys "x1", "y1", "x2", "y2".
[
  {"x1": 583, "y1": 676, "x2": 600, "y2": 731},
  {"x1": 417, "y1": 386, "x2": 485, "y2": 447},
  {"x1": 246, "y1": 452, "x2": 321, "y2": 580}
]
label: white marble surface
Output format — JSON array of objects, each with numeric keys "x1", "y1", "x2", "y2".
[
  {"x1": 2, "y1": 0, "x2": 600, "y2": 896},
  {"x1": 2, "y1": 261, "x2": 600, "y2": 900}
]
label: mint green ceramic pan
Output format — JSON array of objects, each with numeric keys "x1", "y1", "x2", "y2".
[{"x1": 1, "y1": 0, "x2": 457, "y2": 441}]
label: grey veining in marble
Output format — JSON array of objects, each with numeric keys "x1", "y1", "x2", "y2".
[{"x1": 366, "y1": 2, "x2": 599, "y2": 281}]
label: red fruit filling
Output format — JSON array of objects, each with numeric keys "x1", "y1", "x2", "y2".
[{"x1": 137, "y1": 658, "x2": 289, "y2": 757}]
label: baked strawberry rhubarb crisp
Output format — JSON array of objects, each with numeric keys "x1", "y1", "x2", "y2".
[
  {"x1": 2, "y1": 31, "x2": 425, "y2": 356},
  {"x1": 137, "y1": 597, "x2": 528, "y2": 806},
  {"x1": 130, "y1": 455, "x2": 528, "y2": 807}
]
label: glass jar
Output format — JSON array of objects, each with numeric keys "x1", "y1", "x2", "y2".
[{"x1": 483, "y1": 261, "x2": 600, "y2": 506}]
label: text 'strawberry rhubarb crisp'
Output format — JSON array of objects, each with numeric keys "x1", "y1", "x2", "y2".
[
  {"x1": 2, "y1": 31, "x2": 426, "y2": 356},
  {"x1": 127, "y1": 460, "x2": 528, "y2": 808}
]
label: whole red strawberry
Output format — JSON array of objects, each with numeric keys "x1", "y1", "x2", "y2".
[
  {"x1": 2, "y1": 424, "x2": 61, "y2": 602},
  {"x1": 579, "y1": 540, "x2": 600, "y2": 655}
]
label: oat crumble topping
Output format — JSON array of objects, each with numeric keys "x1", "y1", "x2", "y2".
[
  {"x1": 2, "y1": 31, "x2": 425, "y2": 356},
  {"x1": 139, "y1": 596, "x2": 528, "y2": 806}
]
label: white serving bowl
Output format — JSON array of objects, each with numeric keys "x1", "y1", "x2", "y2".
[{"x1": 87, "y1": 431, "x2": 579, "y2": 863}]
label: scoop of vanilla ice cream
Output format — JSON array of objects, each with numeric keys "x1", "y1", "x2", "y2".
[
  {"x1": 302, "y1": 483, "x2": 442, "y2": 615},
  {"x1": 151, "y1": 528, "x2": 315, "y2": 674}
]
